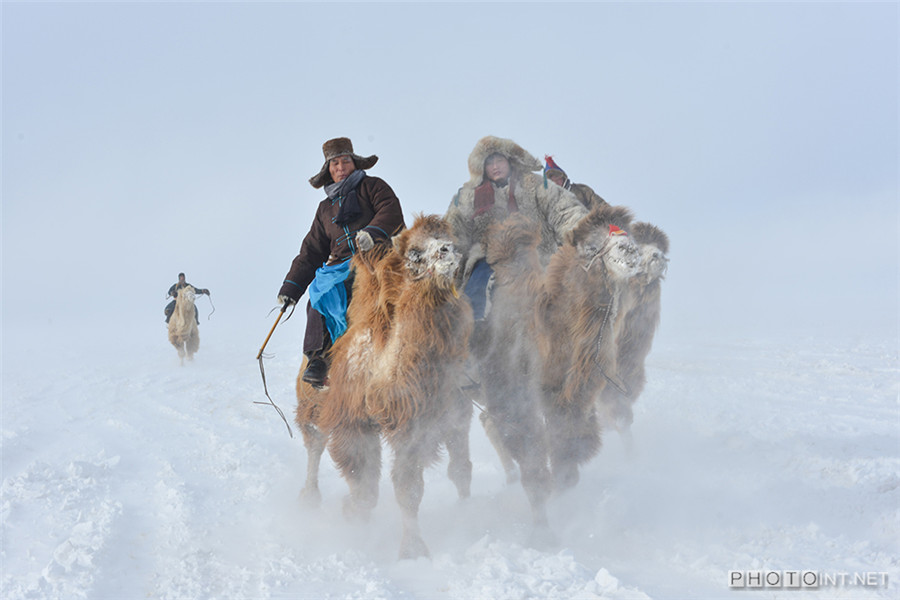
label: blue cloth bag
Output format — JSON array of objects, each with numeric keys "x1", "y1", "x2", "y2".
[{"x1": 308, "y1": 260, "x2": 352, "y2": 342}]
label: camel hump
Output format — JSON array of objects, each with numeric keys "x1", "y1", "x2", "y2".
[{"x1": 484, "y1": 212, "x2": 541, "y2": 266}]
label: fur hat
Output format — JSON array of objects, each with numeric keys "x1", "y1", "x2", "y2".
[
  {"x1": 309, "y1": 137, "x2": 378, "y2": 189},
  {"x1": 467, "y1": 136, "x2": 542, "y2": 184}
]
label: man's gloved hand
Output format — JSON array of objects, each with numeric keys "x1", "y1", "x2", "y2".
[
  {"x1": 278, "y1": 281, "x2": 302, "y2": 307},
  {"x1": 355, "y1": 230, "x2": 374, "y2": 252},
  {"x1": 202, "y1": 289, "x2": 210, "y2": 295}
]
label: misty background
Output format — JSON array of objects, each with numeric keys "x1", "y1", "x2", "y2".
[{"x1": 3, "y1": 2, "x2": 897, "y2": 352}]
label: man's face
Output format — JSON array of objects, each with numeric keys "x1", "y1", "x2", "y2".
[
  {"x1": 329, "y1": 156, "x2": 356, "y2": 183},
  {"x1": 484, "y1": 154, "x2": 510, "y2": 183},
  {"x1": 178, "y1": 275, "x2": 186, "y2": 284},
  {"x1": 549, "y1": 173, "x2": 566, "y2": 187}
]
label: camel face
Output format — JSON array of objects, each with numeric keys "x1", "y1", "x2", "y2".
[
  {"x1": 576, "y1": 228, "x2": 640, "y2": 280},
  {"x1": 604, "y1": 234, "x2": 640, "y2": 280},
  {"x1": 639, "y1": 244, "x2": 669, "y2": 282},
  {"x1": 404, "y1": 236, "x2": 461, "y2": 282}
]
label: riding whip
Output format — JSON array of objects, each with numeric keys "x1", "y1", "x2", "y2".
[{"x1": 255, "y1": 301, "x2": 295, "y2": 438}]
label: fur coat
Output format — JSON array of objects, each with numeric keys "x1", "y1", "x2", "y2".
[{"x1": 445, "y1": 136, "x2": 588, "y2": 283}]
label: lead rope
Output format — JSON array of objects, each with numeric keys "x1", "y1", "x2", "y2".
[{"x1": 594, "y1": 297, "x2": 631, "y2": 398}]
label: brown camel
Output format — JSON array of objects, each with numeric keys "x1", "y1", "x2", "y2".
[
  {"x1": 167, "y1": 285, "x2": 199, "y2": 364},
  {"x1": 596, "y1": 221, "x2": 669, "y2": 441},
  {"x1": 536, "y1": 204, "x2": 641, "y2": 490},
  {"x1": 477, "y1": 213, "x2": 555, "y2": 543},
  {"x1": 294, "y1": 214, "x2": 474, "y2": 560}
]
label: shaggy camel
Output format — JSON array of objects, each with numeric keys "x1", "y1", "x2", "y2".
[
  {"x1": 167, "y1": 285, "x2": 199, "y2": 364},
  {"x1": 536, "y1": 204, "x2": 641, "y2": 490},
  {"x1": 476, "y1": 213, "x2": 554, "y2": 541},
  {"x1": 295, "y1": 214, "x2": 474, "y2": 560},
  {"x1": 596, "y1": 221, "x2": 669, "y2": 440}
]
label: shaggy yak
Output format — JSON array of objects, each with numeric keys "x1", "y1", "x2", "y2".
[
  {"x1": 294, "y1": 214, "x2": 474, "y2": 560},
  {"x1": 167, "y1": 285, "x2": 199, "y2": 364},
  {"x1": 536, "y1": 204, "x2": 643, "y2": 490},
  {"x1": 596, "y1": 221, "x2": 669, "y2": 442},
  {"x1": 475, "y1": 213, "x2": 554, "y2": 541}
]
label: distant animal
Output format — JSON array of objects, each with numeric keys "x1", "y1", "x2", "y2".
[
  {"x1": 294, "y1": 214, "x2": 474, "y2": 560},
  {"x1": 596, "y1": 221, "x2": 669, "y2": 442},
  {"x1": 474, "y1": 213, "x2": 559, "y2": 544},
  {"x1": 536, "y1": 204, "x2": 641, "y2": 490},
  {"x1": 167, "y1": 285, "x2": 199, "y2": 364}
]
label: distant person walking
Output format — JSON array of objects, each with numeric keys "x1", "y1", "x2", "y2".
[
  {"x1": 164, "y1": 272, "x2": 210, "y2": 324},
  {"x1": 277, "y1": 137, "x2": 406, "y2": 388}
]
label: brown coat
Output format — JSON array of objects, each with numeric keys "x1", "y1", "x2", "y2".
[{"x1": 280, "y1": 175, "x2": 405, "y2": 299}]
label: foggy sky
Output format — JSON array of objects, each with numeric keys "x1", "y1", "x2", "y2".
[{"x1": 3, "y1": 2, "x2": 897, "y2": 345}]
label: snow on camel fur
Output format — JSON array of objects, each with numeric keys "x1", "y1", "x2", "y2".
[
  {"x1": 294, "y1": 213, "x2": 474, "y2": 560},
  {"x1": 168, "y1": 285, "x2": 199, "y2": 364},
  {"x1": 536, "y1": 204, "x2": 641, "y2": 490},
  {"x1": 597, "y1": 220, "x2": 669, "y2": 433}
]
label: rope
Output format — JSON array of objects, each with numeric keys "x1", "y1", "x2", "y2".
[
  {"x1": 254, "y1": 303, "x2": 297, "y2": 438},
  {"x1": 594, "y1": 297, "x2": 631, "y2": 399},
  {"x1": 580, "y1": 241, "x2": 613, "y2": 273},
  {"x1": 255, "y1": 354, "x2": 293, "y2": 438}
]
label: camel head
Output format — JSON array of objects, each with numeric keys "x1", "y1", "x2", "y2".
[
  {"x1": 568, "y1": 205, "x2": 640, "y2": 280},
  {"x1": 393, "y1": 214, "x2": 462, "y2": 285},
  {"x1": 631, "y1": 221, "x2": 670, "y2": 284},
  {"x1": 179, "y1": 285, "x2": 196, "y2": 303}
]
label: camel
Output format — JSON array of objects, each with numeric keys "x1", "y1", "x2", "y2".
[
  {"x1": 167, "y1": 285, "x2": 199, "y2": 364},
  {"x1": 596, "y1": 221, "x2": 669, "y2": 441},
  {"x1": 294, "y1": 214, "x2": 474, "y2": 560},
  {"x1": 476, "y1": 213, "x2": 554, "y2": 542},
  {"x1": 535, "y1": 204, "x2": 641, "y2": 491}
]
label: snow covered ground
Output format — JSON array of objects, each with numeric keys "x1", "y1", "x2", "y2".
[{"x1": 2, "y1": 314, "x2": 897, "y2": 599}]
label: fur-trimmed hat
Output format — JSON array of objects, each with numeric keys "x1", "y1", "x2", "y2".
[
  {"x1": 467, "y1": 135, "x2": 542, "y2": 184},
  {"x1": 308, "y1": 137, "x2": 379, "y2": 189}
]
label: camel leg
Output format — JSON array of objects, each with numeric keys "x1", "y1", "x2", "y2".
[
  {"x1": 299, "y1": 424, "x2": 327, "y2": 508},
  {"x1": 480, "y1": 411, "x2": 520, "y2": 484},
  {"x1": 390, "y1": 438, "x2": 432, "y2": 560},
  {"x1": 328, "y1": 422, "x2": 381, "y2": 521},
  {"x1": 444, "y1": 394, "x2": 473, "y2": 499},
  {"x1": 187, "y1": 331, "x2": 199, "y2": 361},
  {"x1": 544, "y1": 399, "x2": 602, "y2": 492},
  {"x1": 483, "y1": 393, "x2": 552, "y2": 531}
]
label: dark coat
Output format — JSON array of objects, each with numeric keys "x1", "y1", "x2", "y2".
[
  {"x1": 279, "y1": 175, "x2": 405, "y2": 300},
  {"x1": 168, "y1": 282, "x2": 208, "y2": 297}
]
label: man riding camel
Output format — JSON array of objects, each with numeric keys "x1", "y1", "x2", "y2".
[
  {"x1": 445, "y1": 136, "x2": 589, "y2": 321},
  {"x1": 164, "y1": 272, "x2": 210, "y2": 324}
]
